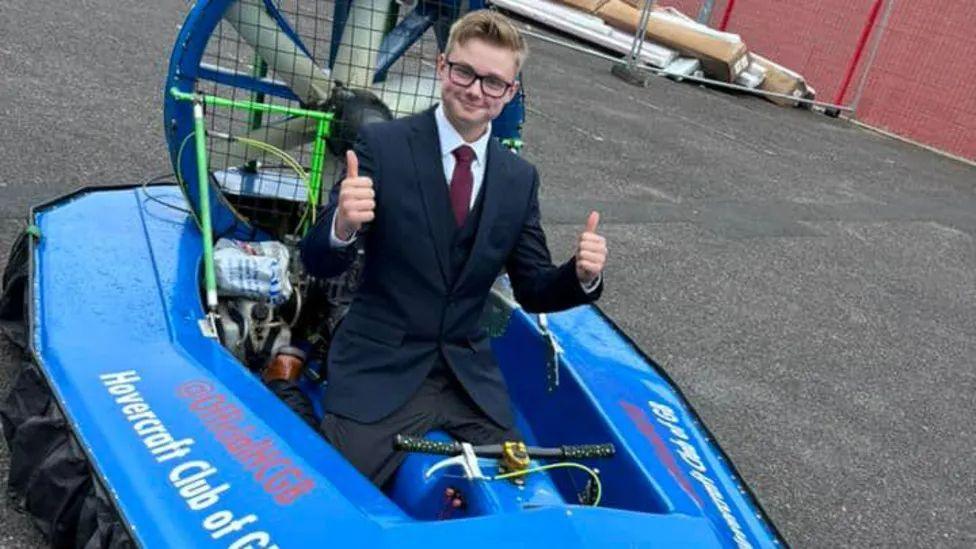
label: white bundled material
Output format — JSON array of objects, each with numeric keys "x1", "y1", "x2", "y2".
[
  {"x1": 494, "y1": 0, "x2": 611, "y2": 34},
  {"x1": 664, "y1": 57, "x2": 701, "y2": 78},
  {"x1": 654, "y1": 7, "x2": 745, "y2": 45},
  {"x1": 640, "y1": 42, "x2": 680, "y2": 69},
  {"x1": 735, "y1": 59, "x2": 768, "y2": 89},
  {"x1": 490, "y1": 0, "x2": 679, "y2": 68},
  {"x1": 214, "y1": 239, "x2": 292, "y2": 305}
]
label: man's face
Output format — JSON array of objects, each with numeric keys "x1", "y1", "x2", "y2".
[{"x1": 437, "y1": 38, "x2": 520, "y2": 131}]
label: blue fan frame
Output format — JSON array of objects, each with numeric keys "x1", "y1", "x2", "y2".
[{"x1": 163, "y1": 0, "x2": 522, "y2": 239}]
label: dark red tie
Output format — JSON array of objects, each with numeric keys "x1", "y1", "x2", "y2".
[{"x1": 450, "y1": 145, "x2": 475, "y2": 227}]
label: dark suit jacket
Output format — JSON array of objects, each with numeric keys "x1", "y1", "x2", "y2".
[{"x1": 300, "y1": 109, "x2": 602, "y2": 428}]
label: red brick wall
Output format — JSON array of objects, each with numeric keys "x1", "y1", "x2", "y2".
[{"x1": 657, "y1": 0, "x2": 976, "y2": 160}]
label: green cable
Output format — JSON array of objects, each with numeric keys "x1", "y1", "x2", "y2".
[
  {"x1": 491, "y1": 462, "x2": 603, "y2": 507},
  {"x1": 181, "y1": 131, "x2": 314, "y2": 234},
  {"x1": 227, "y1": 135, "x2": 313, "y2": 233},
  {"x1": 174, "y1": 133, "x2": 202, "y2": 228},
  {"x1": 231, "y1": 136, "x2": 308, "y2": 181}
]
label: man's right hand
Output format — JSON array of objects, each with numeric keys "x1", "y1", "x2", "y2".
[{"x1": 335, "y1": 150, "x2": 375, "y2": 240}]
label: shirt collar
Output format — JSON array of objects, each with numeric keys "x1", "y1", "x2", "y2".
[{"x1": 435, "y1": 104, "x2": 491, "y2": 164}]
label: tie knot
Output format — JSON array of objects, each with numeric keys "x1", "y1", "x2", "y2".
[{"x1": 453, "y1": 145, "x2": 475, "y2": 164}]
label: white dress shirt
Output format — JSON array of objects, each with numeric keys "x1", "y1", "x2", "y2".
[{"x1": 434, "y1": 103, "x2": 492, "y2": 210}]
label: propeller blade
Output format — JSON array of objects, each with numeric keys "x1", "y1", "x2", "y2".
[
  {"x1": 373, "y1": 70, "x2": 440, "y2": 116},
  {"x1": 331, "y1": 0, "x2": 394, "y2": 88},
  {"x1": 223, "y1": 0, "x2": 333, "y2": 106},
  {"x1": 210, "y1": 116, "x2": 318, "y2": 171}
]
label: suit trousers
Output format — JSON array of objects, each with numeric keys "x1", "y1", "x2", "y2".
[{"x1": 320, "y1": 364, "x2": 521, "y2": 488}]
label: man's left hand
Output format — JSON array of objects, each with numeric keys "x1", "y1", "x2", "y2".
[{"x1": 575, "y1": 211, "x2": 607, "y2": 286}]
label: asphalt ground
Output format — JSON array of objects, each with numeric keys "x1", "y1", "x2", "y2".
[{"x1": 1, "y1": 1, "x2": 974, "y2": 547}]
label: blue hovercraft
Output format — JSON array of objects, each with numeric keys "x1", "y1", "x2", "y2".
[{"x1": 0, "y1": 1, "x2": 784, "y2": 547}]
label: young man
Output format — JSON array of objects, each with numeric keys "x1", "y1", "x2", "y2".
[{"x1": 301, "y1": 10, "x2": 608, "y2": 487}]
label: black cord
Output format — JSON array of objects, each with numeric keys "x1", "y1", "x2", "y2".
[{"x1": 139, "y1": 172, "x2": 194, "y2": 214}]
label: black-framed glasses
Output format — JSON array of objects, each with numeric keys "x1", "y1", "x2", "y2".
[{"x1": 445, "y1": 60, "x2": 515, "y2": 98}]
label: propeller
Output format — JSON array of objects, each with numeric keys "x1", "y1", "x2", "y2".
[{"x1": 214, "y1": 0, "x2": 416, "y2": 170}]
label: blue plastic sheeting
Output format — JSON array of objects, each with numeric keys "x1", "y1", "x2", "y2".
[{"x1": 29, "y1": 186, "x2": 780, "y2": 547}]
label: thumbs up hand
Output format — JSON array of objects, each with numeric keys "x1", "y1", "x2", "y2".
[
  {"x1": 335, "y1": 150, "x2": 375, "y2": 240},
  {"x1": 575, "y1": 211, "x2": 607, "y2": 286}
]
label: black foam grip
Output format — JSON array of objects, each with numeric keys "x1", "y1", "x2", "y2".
[
  {"x1": 394, "y1": 435, "x2": 461, "y2": 455},
  {"x1": 560, "y1": 443, "x2": 616, "y2": 459}
]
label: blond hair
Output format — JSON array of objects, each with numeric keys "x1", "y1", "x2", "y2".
[{"x1": 445, "y1": 10, "x2": 528, "y2": 69}]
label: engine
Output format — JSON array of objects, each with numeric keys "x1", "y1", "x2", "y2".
[{"x1": 211, "y1": 236, "x2": 364, "y2": 424}]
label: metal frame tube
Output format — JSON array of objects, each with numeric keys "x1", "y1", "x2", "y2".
[
  {"x1": 305, "y1": 118, "x2": 331, "y2": 231},
  {"x1": 191, "y1": 101, "x2": 218, "y2": 312},
  {"x1": 834, "y1": 0, "x2": 885, "y2": 106},
  {"x1": 849, "y1": 0, "x2": 896, "y2": 115},
  {"x1": 626, "y1": 0, "x2": 656, "y2": 68},
  {"x1": 170, "y1": 88, "x2": 332, "y2": 121},
  {"x1": 249, "y1": 57, "x2": 269, "y2": 130}
]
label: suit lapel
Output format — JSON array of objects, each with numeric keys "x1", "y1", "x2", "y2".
[
  {"x1": 408, "y1": 110, "x2": 452, "y2": 287},
  {"x1": 455, "y1": 138, "x2": 509, "y2": 291}
]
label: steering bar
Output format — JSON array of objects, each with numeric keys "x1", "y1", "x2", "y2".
[{"x1": 394, "y1": 435, "x2": 615, "y2": 459}]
